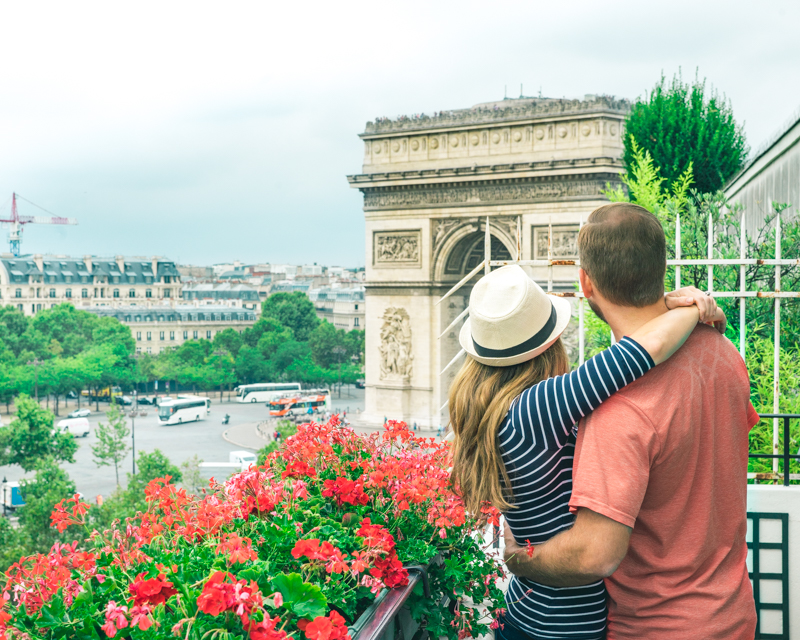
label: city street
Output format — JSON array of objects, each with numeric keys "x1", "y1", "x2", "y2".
[{"x1": 0, "y1": 388, "x2": 365, "y2": 501}]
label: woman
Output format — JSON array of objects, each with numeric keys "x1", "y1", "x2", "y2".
[{"x1": 449, "y1": 265, "x2": 724, "y2": 640}]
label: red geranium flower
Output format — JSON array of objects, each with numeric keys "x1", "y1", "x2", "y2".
[
  {"x1": 302, "y1": 611, "x2": 350, "y2": 640},
  {"x1": 129, "y1": 572, "x2": 177, "y2": 607}
]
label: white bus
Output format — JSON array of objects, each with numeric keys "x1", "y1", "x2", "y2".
[
  {"x1": 177, "y1": 395, "x2": 212, "y2": 415},
  {"x1": 158, "y1": 397, "x2": 210, "y2": 425},
  {"x1": 235, "y1": 383, "x2": 302, "y2": 403}
]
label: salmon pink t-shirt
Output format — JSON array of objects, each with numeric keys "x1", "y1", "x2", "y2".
[{"x1": 569, "y1": 325, "x2": 759, "y2": 639}]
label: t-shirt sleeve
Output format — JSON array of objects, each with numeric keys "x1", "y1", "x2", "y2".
[{"x1": 568, "y1": 395, "x2": 660, "y2": 528}]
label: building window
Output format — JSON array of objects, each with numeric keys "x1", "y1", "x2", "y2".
[
  {"x1": 128, "y1": 276, "x2": 135, "y2": 284},
  {"x1": 159, "y1": 331, "x2": 165, "y2": 340},
  {"x1": 136, "y1": 332, "x2": 141, "y2": 340},
  {"x1": 82, "y1": 289, "x2": 88, "y2": 298},
  {"x1": 36, "y1": 288, "x2": 40, "y2": 298},
  {"x1": 36, "y1": 303, "x2": 41, "y2": 311},
  {"x1": 146, "y1": 289, "x2": 152, "y2": 298},
  {"x1": 113, "y1": 276, "x2": 119, "y2": 284},
  {"x1": 206, "y1": 330, "x2": 212, "y2": 339},
  {"x1": 146, "y1": 347, "x2": 152, "y2": 354},
  {"x1": 146, "y1": 332, "x2": 152, "y2": 341},
  {"x1": 100, "y1": 288, "x2": 105, "y2": 298},
  {"x1": 355, "y1": 304, "x2": 358, "y2": 310},
  {"x1": 129, "y1": 289, "x2": 135, "y2": 298},
  {"x1": 113, "y1": 289, "x2": 120, "y2": 298},
  {"x1": 49, "y1": 288, "x2": 56, "y2": 298},
  {"x1": 183, "y1": 331, "x2": 188, "y2": 340},
  {"x1": 170, "y1": 331, "x2": 175, "y2": 341},
  {"x1": 15, "y1": 288, "x2": 21, "y2": 298},
  {"x1": 354, "y1": 317, "x2": 359, "y2": 327},
  {"x1": 164, "y1": 288, "x2": 171, "y2": 298},
  {"x1": 17, "y1": 304, "x2": 23, "y2": 311},
  {"x1": 193, "y1": 331, "x2": 198, "y2": 339},
  {"x1": 65, "y1": 289, "x2": 72, "y2": 299}
]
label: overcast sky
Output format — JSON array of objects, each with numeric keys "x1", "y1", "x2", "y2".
[{"x1": 0, "y1": 0, "x2": 798, "y2": 267}]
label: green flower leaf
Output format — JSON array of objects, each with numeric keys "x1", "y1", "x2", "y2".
[{"x1": 272, "y1": 572, "x2": 327, "y2": 619}]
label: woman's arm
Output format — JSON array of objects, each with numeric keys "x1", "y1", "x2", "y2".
[
  {"x1": 508, "y1": 336, "x2": 654, "y2": 450},
  {"x1": 630, "y1": 306, "x2": 706, "y2": 365}
]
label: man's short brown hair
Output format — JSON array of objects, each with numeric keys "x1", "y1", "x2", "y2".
[{"x1": 578, "y1": 202, "x2": 666, "y2": 307}]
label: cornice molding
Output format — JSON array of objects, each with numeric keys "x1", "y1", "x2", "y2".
[
  {"x1": 347, "y1": 156, "x2": 623, "y2": 186},
  {"x1": 359, "y1": 173, "x2": 622, "y2": 211}
]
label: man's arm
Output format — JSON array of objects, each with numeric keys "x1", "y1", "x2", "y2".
[{"x1": 503, "y1": 508, "x2": 631, "y2": 587}]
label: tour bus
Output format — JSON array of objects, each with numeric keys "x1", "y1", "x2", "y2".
[
  {"x1": 235, "y1": 382, "x2": 302, "y2": 403},
  {"x1": 158, "y1": 396, "x2": 210, "y2": 425},
  {"x1": 269, "y1": 389, "x2": 331, "y2": 417},
  {"x1": 177, "y1": 395, "x2": 212, "y2": 415}
]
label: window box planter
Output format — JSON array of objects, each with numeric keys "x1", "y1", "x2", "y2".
[{"x1": 0, "y1": 419, "x2": 505, "y2": 640}]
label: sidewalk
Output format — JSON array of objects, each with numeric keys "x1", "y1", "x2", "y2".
[{"x1": 222, "y1": 422, "x2": 269, "y2": 451}]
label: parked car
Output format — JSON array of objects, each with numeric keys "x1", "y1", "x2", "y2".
[
  {"x1": 68, "y1": 408, "x2": 91, "y2": 418},
  {"x1": 113, "y1": 396, "x2": 133, "y2": 406},
  {"x1": 57, "y1": 417, "x2": 91, "y2": 438},
  {"x1": 355, "y1": 379, "x2": 365, "y2": 389},
  {"x1": 137, "y1": 396, "x2": 153, "y2": 405},
  {"x1": 229, "y1": 450, "x2": 257, "y2": 470}
]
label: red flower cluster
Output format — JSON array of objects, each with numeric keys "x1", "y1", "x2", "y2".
[
  {"x1": 50, "y1": 494, "x2": 90, "y2": 533},
  {"x1": 216, "y1": 533, "x2": 259, "y2": 565},
  {"x1": 321, "y1": 477, "x2": 369, "y2": 507},
  {"x1": 356, "y1": 519, "x2": 408, "y2": 589},
  {"x1": 291, "y1": 539, "x2": 349, "y2": 574},
  {"x1": 282, "y1": 459, "x2": 317, "y2": 479},
  {"x1": 298, "y1": 611, "x2": 349, "y2": 640},
  {"x1": 197, "y1": 571, "x2": 288, "y2": 640},
  {"x1": 129, "y1": 572, "x2": 178, "y2": 607}
]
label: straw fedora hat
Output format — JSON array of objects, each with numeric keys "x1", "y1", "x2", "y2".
[{"x1": 459, "y1": 265, "x2": 572, "y2": 367}]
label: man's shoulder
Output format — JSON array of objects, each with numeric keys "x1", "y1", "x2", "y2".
[{"x1": 610, "y1": 325, "x2": 746, "y2": 409}]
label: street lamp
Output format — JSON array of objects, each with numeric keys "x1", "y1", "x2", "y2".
[
  {"x1": 332, "y1": 346, "x2": 346, "y2": 399},
  {"x1": 128, "y1": 353, "x2": 143, "y2": 475},
  {"x1": 212, "y1": 350, "x2": 228, "y2": 401},
  {"x1": 27, "y1": 358, "x2": 43, "y2": 402}
]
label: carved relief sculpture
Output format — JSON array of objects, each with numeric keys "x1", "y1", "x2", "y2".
[
  {"x1": 533, "y1": 226, "x2": 580, "y2": 259},
  {"x1": 373, "y1": 231, "x2": 421, "y2": 266},
  {"x1": 431, "y1": 218, "x2": 461, "y2": 256},
  {"x1": 379, "y1": 307, "x2": 413, "y2": 381}
]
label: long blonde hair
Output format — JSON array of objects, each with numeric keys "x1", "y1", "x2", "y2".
[{"x1": 449, "y1": 338, "x2": 569, "y2": 514}]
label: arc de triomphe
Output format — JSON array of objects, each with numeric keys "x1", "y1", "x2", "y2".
[{"x1": 347, "y1": 96, "x2": 630, "y2": 429}]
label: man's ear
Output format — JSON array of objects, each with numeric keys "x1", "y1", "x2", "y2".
[{"x1": 579, "y1": 268, "x2": 594, "y2": 298}]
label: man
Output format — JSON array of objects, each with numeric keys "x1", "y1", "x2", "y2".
[{"x1": 503, "y1": 202, "x2": 758, "y2": 639}]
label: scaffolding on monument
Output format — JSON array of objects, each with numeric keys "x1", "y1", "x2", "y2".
[{"x1": 437, "y1": 212, "x2": 800, "y2": 479}]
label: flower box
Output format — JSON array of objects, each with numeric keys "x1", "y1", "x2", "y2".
[{"x1": 0, "y1": 419, "x2": 505, "y2": 640}]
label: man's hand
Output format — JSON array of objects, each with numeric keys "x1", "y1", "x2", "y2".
[
  {"x1": 503, "y1": 520, "x2": 527, "y2": 568},
  {"x1": 665, "y1": 287, "x2": 726, "y2": 334},
  {"x1": 501, "y1": 510, "x2": 632, "y2": 587}
]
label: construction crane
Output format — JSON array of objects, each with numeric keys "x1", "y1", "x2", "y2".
[{"x1": 0, "y1": 193, "x2": 78, "y2": 257}]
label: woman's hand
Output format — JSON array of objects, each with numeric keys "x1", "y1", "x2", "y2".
[{"x1": 665, "y1": 287, "x2": 726, "y2": 334}]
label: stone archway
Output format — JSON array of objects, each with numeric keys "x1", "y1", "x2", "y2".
[{"x1": 348, "y1": 95, "x2": 629, "y2": 429}]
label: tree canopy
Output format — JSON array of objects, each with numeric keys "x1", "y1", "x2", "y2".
[{"x1": 624, "y1": 72, "x2": 748, "y2": 195}]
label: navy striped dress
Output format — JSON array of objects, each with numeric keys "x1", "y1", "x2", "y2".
[{"x1": 500, "y1": 337, "x2": 654, "y2": 640}]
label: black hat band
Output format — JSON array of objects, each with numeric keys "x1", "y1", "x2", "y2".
[{"x1": 472, "y1": 302, "x2": 557, "y2": 358}]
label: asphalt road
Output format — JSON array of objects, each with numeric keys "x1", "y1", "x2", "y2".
[{"x1": 0, "y1": 387, "x2": 365, "y2": 501}]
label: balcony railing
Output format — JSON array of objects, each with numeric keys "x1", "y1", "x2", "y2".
[{"x1": 749, "y1": 413, "x2": 800, "y2": 486}]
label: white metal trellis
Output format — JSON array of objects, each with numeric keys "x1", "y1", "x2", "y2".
[{"x1": 437, "y1": 214, "x2": 800, "y2": 479}]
